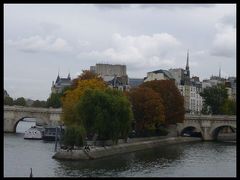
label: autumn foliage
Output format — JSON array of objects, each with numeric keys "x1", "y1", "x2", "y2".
[
  {"x1": 71, "y1": 70, "x2": 103, "y2": 89},
  {"x1": 127, "y1": 87, "x2": 165, "y2": 131},
  {"x1": 61, "y1": 72, "x2": 107, "y2": 126},
  {"x1": 140, "y1": 80, "x2": 184, "y2": 124}
]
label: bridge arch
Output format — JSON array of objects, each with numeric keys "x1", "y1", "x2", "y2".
[
  {"x1": 179, "y1": 124, "x2": 203, "y2": 136},
  {"x1": 13, "y1": 116, "x2": 49, "y2": 133},
  {"x1": 12, "y1": 112, "x2": 50, "y2": 133},
  {"x1": 180, "y1": 126, "x2": 202, "y2": 136},
  {"x1": 4, "y1": 106, "x2": 62, "y2": 133},
  {"x1": 210, "y1": 124, "x2": 236, "y2": 140}
]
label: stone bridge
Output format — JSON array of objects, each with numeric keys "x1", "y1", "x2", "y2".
[
  {"x1": 4, "y1": 106, "x2": 63, "y2": 133},
  {"x1": 177, "y1": 114, "x2": 236, "y2": 140}
]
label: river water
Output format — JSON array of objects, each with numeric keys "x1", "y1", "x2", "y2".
[{"x1": 4, "y1": 120, "x2": 236, "y2": 177}]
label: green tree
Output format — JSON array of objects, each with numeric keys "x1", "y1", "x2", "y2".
[
  {"x1": 4, "y1": 96, "x2": 14, "y2": 106},
  {"x1": 40, "y1": 100, "x2": 47, "y2": 108},
  {"x1": 71, "y1": 70, "x2": 103, "y2": 89},
  {"x1": 32, "y1": 100, "x2": 41, "y2": 107},
  {"x1": 76, "y1": 89, "x2": 133, "y2": 144},
  {"x1": 14, "y1": 97, "x2": 26, "y2": 106},
  {"x1": 46, "y1": 93, "x2": 62, "y2": 108},
  {"x1": 61, "y1": 76, "x2": 107, "y2": 126},
  {"x1": 220, "y1": 99, "x2": 236, "y2": 115},
  {"x1": 200, "y1": 84, "x2": 228, "y2": 115},
  {"x1": 141, "y1": 80, "x2": 185, "y2": 124},
  {"x1": 63, "y1": 125, "x2": 86, "y2": 147}
]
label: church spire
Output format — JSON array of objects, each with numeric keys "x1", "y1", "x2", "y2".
[
  {"x1": 185, "y1": 49, "x2": 190, "y2": 78},
  {"x1": 56, "y1": 68, "x2": 60, "y2": 83},
  {"x1": 186, "y1": 49, "x2": 189, "y2": 70},
  {"x1": 219, "y1": 65, "x2": 221, "y2": 78},
  {"x1": 68, "y1": 72, "x2": 71, "y2": 80}
]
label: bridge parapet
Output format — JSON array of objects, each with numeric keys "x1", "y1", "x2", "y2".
[
  {"x1": 4, "y1": 106, "x2": 63, "y2": 133},
  {"x1": 185, "y1": 114, "x2": 236, "y2": 121},
  {"x1": 4, "y1": 105, "x2": 62, "y2": 114}
]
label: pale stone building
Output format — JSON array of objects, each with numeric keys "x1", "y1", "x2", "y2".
[
  {"x1": 92, "y1": 63, "x2": 127, "y2": 77},
  {"x1": 169, "y1": 68, "x2": 185, "y2": 85},
  {"x1": 90, "y1": 63, "x2": 129, "y2": 91},
  {"x1": 169, "y1": 50, "x2": 203, "y2": 114},
  {"x1": 144, "y1": 69, "x2": 174, "y2": 82}
]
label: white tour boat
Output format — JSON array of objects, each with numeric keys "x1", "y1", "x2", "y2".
[{"x1": 24, "y1": 126, "x2": 44, "y2": 140}]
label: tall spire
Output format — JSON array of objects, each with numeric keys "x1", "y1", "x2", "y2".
[
  {"x1": 219, "y1": 65, "x2": 221, "y2": 78},
  {"x1": 56, "y1": 68, "x2": 60, "y2": 83},
  {"x1": 186, "y1": 49, "x2": 189, "y2": 70},
  {"x1": 68, "y1": 72, "x2": 71, "y2": 80}
]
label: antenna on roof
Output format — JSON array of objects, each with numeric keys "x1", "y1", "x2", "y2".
[
  {"x1": 219, "y1": 62, "x2": 221, "y2": 78},
  {"x1": 68, "y1": 69, "x2": 71, "y2": 79},
  {"x1": 30, "y1": 168, "x2": 33, "y2": 177},
  {"x1": 58, "y1": 66, "x2": 60, "y2": 77}
]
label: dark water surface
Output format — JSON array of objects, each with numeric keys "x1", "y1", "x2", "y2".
[{"x1": 4, "y1": 121, "x2": 236, "y2": 177}]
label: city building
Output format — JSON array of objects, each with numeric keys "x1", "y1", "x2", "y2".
[
  {"x1": 90, "y1": 63, "x2": 129, "y2": 91},
  {"x1": 144, "y1": 69, "x2": 175, "y2": 82},
  {"x1": 225, "y1": 76, "x2": 236, "y2": 101},
  {"x1": 201, "y1": 68, "x2": 236, "y2": 101},
  {"x1": 51, "y1": 73, "x2": 72, "y2": 93},
  {"x1": 169, "y1": 68, "x2": 185, "y2": 85},
  {"x1": 168, "y1": 50, "x2": 203, "y2": 114},
  {"x1": 91, "y1": 63, "x2": 127, "y2": 77}
]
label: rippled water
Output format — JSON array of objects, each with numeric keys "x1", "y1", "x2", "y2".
[{"x1": 4, "y1": 121, "x2": 236, "y2": 177}]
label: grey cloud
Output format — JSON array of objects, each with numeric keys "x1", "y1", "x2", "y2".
[
  {"x1": 39, "y1": 22, "x2": 61, "y2": 34},
  {"x1": 94, "y1": 4, "x2": 215, "y2": 10},
  {"x1": 6, "y1": 35, "x2": 73, "y2": 53},
  {"x1": 211, "y1": 47, "x2": 236, "y2": 58},
  {"x1": 210, "y1": 18, "x2": 236, "y2": 58},
  {"x1": 220, "y1": 15, "x2": 236, "y2": 27},
  {"x1": 94, "y1": 4, "x2": 130, "y2": 10},
  {"x1": 4, "y1": 4, "x2": 236, "y2": 100},
  {"x1": 137, "y1": 4, "x2": 216, "y2": 9}
]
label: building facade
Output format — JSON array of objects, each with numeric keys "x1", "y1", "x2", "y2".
[
  {"x1": 92, "y1": 63, "x2": 127, "y2": 77},
  {"x1": 144, "y1": 69, "x2": 175, "y2": 82},
  {"x1": 51, "y1": 73, "x2": 72, "y2": 94},
  {"x1": 169, "y1": 50, "x2": 203, "y2": 114},
  {"x1": 169, "y1": 68, "x2": 185, "y2": 85},
  {"x1": 90, "y1": 63, "x2": 129, "y2": 91}
]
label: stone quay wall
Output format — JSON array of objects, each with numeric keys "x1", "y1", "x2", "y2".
[{"x1": 52, "y1": 136, "x2": 201, "y2": 160}]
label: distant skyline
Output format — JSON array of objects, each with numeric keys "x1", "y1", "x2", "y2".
[{"x1": 4, "y1": 4, "x2": 236, "y2": 100}]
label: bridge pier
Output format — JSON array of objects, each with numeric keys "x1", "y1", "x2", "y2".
[
  {"x1": 201, "y1": 127, "x2": 214, "y2": 141},
  {"x1": 4, "y1": 118, "x2": 15, "y2": 133}
]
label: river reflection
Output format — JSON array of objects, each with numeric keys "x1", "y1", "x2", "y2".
[
  {"x1": 53, "y1": 145, "x2": 185, "y2": 177},
  {"x1": 4, "y1": 131, "x2": 236, "y2": 177},
  {"x1": 52, "y1": 141, "x2": 235, "y2": 177}
]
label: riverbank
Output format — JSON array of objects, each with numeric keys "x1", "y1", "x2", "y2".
[{"x1": 52, "y1": 136, "x2": 201, "y2": 160}]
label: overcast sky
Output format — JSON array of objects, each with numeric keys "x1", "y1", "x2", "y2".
[{"x1": 4, "y1": 4, "x2": 236, "y2": 100}]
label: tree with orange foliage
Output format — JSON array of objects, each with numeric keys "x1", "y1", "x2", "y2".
[
  {"x1": 71, "y1": 70, "x2": 103, "y2": 89},
  {"x1": 127, "y1": 87, "x2": 165, "y2": 132},
  {"x1": 141, "y1": 80, "x2": 184, "y2": 124},
  {"x1": 61, "y1": 71, "x2": 107, "y2": 126}
]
